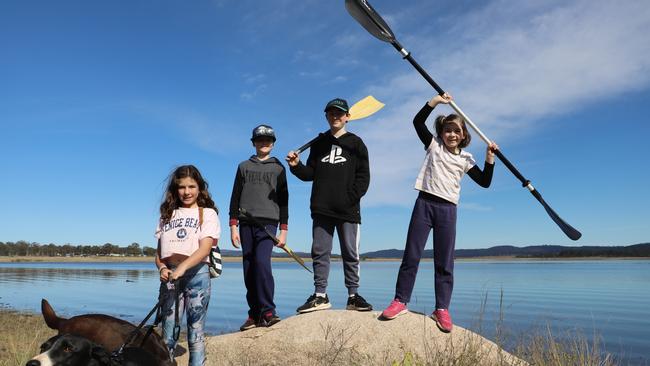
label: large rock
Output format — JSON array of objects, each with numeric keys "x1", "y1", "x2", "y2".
[{"x1": 176, "y1": 310, "x2": 525, "y2": 365}]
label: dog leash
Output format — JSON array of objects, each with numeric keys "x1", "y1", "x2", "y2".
[
  {"x1": 112, "y1": 291, "x2": 167, "y2": 359},
  {"x1": 112, "y1": 277, "x2": 185, "y2": 360}
]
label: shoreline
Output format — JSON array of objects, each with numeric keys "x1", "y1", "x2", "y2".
[
  {"x1": 0, "y1": 255, "x2": 298, "y2": 263},
  {"x1": 1, "y1": 255, "x2": 648, "y2": 263}
]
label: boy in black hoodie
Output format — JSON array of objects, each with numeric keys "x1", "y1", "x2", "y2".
[
  {"x1": 286, "y1": 98, "x2": 372, "y2": 313},
  {"x1": 230, "y1": 124, "x2": 289, "y2": 330}
]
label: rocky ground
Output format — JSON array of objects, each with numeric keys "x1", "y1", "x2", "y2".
[{"x1": 174, "y1": 310, "x2": 524, "y2": 366}]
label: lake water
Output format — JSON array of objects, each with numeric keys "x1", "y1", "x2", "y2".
[{"x1": 1, "y1": 259, "x2": 648, "y2": 365}]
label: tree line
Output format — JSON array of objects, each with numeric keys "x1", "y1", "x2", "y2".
[{"x1": 0, "y1": 240, "x2": 157, "y2": 257}]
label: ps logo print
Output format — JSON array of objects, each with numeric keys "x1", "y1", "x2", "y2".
[{"x1": 321, "y1": 145, "x2": 347, "y2": 164}]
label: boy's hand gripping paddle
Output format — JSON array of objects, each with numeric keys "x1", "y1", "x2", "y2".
[
  {"x1": 295, "y1": 95, "x2": 384, "y2": 154},
  {"x1": 238, "y1": 208, "x2": 313, "y2": 273},
  {"x1": 345, "y1": 0, "x2": 581, "y2": 241}
]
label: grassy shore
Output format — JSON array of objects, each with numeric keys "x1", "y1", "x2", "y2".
[{"x1": 0, "y1": 309, "x2": 56, "y2": 366}]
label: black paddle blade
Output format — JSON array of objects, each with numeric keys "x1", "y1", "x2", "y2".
[
  {"x1": 529, "y1": 189, "x2": 582, "y2": 240},
  {"x1": 345, "y1": 0, "x2": 395, "y2": 43}
]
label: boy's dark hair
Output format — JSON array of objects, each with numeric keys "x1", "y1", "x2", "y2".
[
  {"x1": 434, "y1": 114, "x2": 471, "y2": 149},
  {"x1": 160, "y1": 165, "x2": 217, "y2": 224}
]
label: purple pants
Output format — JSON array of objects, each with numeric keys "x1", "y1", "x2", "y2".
[
  {"x1": 239, "y1": 223, "x2": 277, "y2": 318},
  {"x1": 394, "y1": 192, "x2": 457, "y2": 309}
]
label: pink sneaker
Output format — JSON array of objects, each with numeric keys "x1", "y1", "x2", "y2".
[
  {"x1": 432, "y1": 309, "x2": 453, "y2": 333},
  {"x1": 381, "y1": 299, "x2": 408, "y2": 320}
]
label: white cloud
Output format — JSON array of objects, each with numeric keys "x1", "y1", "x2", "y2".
[
  {"x1": 240, "y1": 83, "x2": 268, "y2": 101},
  {"x1": 298, "y1": 70, "x2": 324, "y2": 78},
  {"x1": 333, "y1": 33, "x2": 366, "y2": 49},
  {"x1": 355, "y1": 0, "x2": 650, "y2": 206},
  {"x1": 242, "y1": 73, "x2": 266, "y2": 84},
  {"x1": 326, "y1": 75, "x2": 348, "y2": 84}
]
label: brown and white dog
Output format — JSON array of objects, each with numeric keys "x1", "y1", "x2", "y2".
[
  {"x1": 25, "y1": 334, "x2": 158, "y2": 366},
  {"x1": 40, "y1": 299, "x2": 175, "y2": 366}
]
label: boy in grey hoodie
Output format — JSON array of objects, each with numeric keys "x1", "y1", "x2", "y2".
[{"x1": 229, "y1": 124, "x2": 289, "y2": 331}]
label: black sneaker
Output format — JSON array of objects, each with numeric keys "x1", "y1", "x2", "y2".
[
  {"x1": 296, "y1": 294, "x2": 332, "y2": 313},
  {"x1": 346, "y1": 293, "x2": 373, "y2": 311},
  {"x1": 258, "y1": 311, "x2": 281, "y2": 327},
  {"x1": 239, "y1": 317, "x2": 257, "y2": 331}
]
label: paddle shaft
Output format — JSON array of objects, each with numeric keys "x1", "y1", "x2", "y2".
[
  {"x1": 238, "y1": 209, "x2": 313, "y2": 273},
  {"x1": 392, "y1": 41, "x2": 529, "y2": 185},
  {"x1": 296, "y1": 133, "x2": 324, "y2": 154},
  {"x1": 345, "y1": 0, "x2": 580, "y2": 240},
  {"x1": 390, "y1": 41, "x2": 580, "y2": 240}
]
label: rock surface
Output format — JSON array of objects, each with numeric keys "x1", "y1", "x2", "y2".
[{"x1": 174, "y1": 310, "x2": 524, "y2": 365}]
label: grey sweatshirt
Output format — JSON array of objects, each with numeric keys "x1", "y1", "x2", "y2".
[{"x1": 228, "y1": 156, "x2": 289, "y2": 228}]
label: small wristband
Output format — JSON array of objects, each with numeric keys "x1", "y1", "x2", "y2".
[{"x1": 159, "y1": 266, "x2": 168, "y2": 274}]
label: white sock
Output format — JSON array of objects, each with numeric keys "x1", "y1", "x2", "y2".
[{"x1": 316, "y1": 292, "x2": 326, "y2": 298}]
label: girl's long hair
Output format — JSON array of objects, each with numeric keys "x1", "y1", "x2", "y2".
[
  {"x1": 434, "y1": 114, "x2": 472, "y2": 149},
  {"x1": 159, "y1": 165, "x2": 217, "y2": 224}
]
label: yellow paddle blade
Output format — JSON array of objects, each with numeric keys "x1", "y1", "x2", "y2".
[
  {"x1": 282, "y1": 245, "x2": 313, "y2": 273},
  {"x1": 349, "y1": 95, "x2": 385, "y2": 121}
]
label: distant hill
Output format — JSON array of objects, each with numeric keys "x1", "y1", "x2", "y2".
[
  {"x1": 361, "y1": 243, "x2": 650, "y2": 259},
  {"x1": 186, "y1": 243, "x2": 650, "y2": 259},
  {"x1": 3, "y1": 241, "x2": 646, "y2": 260},
  {"x1": 360, "y1": 249, "x2": 404, "y2": 259}
]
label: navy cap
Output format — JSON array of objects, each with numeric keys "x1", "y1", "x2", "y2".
[
  {"x1": 251, "y1": 124, "x2": 276, "y2": 142},
  {"x1": 324, "y1": 98, "x2": 349, "y2": 112}
]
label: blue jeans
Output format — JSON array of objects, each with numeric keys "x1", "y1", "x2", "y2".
[{"x1": 160, "y1": 263, "x2": 211, "y2": 366}]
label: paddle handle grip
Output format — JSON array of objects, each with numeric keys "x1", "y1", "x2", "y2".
[
  {"x1": 295, "y1": 131, "x2": 328, "y2": 154},
  {"x1": 494, "y1": 150, "x2": 530, "y2": 188},
  {"x1": 296, "y1": 135, "x2": 320, "y2": 154}
]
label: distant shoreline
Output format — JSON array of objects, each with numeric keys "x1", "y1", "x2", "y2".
[
  {"x1": 1, "y1": 255, "x2": 648, "y2": 264},
  {"x1": 364, "y1": 256, "x2": 650, "y2": 261},
  {"x1": 0, "y1": 255, "x2": 295, "y2": 263}
]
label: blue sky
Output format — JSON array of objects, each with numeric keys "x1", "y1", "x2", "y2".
[{"x1": 1, "y1": 0, "x2": 649, "y2": 252}]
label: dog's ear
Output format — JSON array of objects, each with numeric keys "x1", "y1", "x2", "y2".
[
  {"x1": 90, "y1": 345, "x2": 113, "y2": 365},
  {"x1": 39, "y1": 334, "x2": 61, "y2": 352},
  {"x1": 41, "y1": 299, "x2": 62, "y2": 330}
]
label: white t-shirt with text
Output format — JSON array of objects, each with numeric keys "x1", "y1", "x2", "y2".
[
  {"x1": 414, "y1": 137, "x2": 476, "y2": 204},
  {"x1": 156, "y1": 207, "x2": 221, "y2": 262}
]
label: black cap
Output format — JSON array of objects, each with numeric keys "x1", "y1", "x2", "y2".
[
  {"x1": 324, "y1": 98, "x2": 349, "y2": 112},
  {"x1": 251, "y1": 124, "x2": 276, "y2": 142}
]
